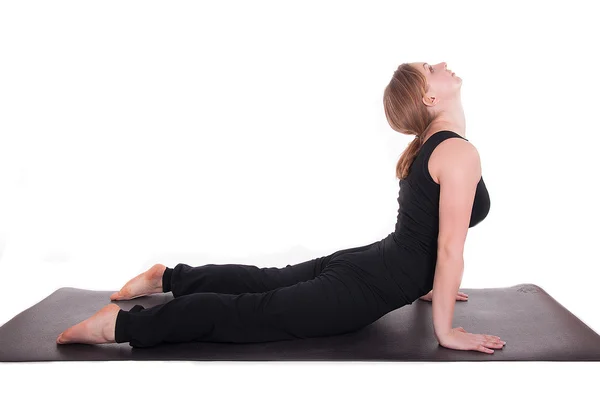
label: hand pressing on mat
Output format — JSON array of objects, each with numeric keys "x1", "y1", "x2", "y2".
[
  {"x1": 439, "y1": 327, "x2": 506, "y2": 354},
  {"x1": 418, "y1": 289, "x2": 468, "y2": 302}
]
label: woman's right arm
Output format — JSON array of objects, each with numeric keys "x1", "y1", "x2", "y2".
[
  {"x1": 430, "y1": 139, "x2": 480, "y2": 344},
  {"x1": 428, "y1": 139, "x2": 505, "y2": 354}
]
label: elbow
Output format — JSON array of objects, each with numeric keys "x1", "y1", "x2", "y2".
[
  {"x1": 434, "y1": 250, "x2": 465, "y2": 283},
  {"x1": 437, "y1": 245, "x2": 464, "y2": 261}
]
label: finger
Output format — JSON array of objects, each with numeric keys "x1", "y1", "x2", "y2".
[
  {"x1": 486, "y1": 341, "x2": 504, "y2": 349},
  {"x1": 478, "y1": 335, "x2": 501, "y2": 345},
  {"x1": 480, "y1": 334, "x2": 496, "y2": 341},
  {"x1": 484, "y1": 338, "x2": 503, "y2": 347},
  {"x1": 478, "y1": 344, "x2": 494, "y2": 354},
  {"x1": 483, "y1": 338, "x2": 503, "y2": 346},
  {"x1": 485, "y1": 335, "x2": 502, "y2": 342}
]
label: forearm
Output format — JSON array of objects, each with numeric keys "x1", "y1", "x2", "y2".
[{"x1": 432, "y1": 252, "x2": 464, "y2": 342}]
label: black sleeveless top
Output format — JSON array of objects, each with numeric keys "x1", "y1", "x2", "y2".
[
  {"x1": 391, "y1": 130, "x2": 491, "y2": 254},
  {"x1": 377, "y1": 130, "x2": 491, "y2": 303}
]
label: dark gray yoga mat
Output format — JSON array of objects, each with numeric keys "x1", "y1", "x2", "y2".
[{"x1": 1, "y1": 283, "x2": 599, "y2": 362}]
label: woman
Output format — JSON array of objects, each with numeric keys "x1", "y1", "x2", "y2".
[{"x1": 56, "y1": 61, "x2": 504, "y2": 354}]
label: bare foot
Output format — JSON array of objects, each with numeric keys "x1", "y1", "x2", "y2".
[
  {"x1": 56, "y1": 303, "x2": 120, "y2": 344},
  {"x1": 110, "y1": 263, "x2": 167, "y2": 301}
]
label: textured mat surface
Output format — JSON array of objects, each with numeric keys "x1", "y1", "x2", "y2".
[{"x1": 1, "y1": 283, "x2": 599, "y2": 362}]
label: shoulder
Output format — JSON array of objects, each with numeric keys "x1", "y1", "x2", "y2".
[
  {"x1": 435, "y1": 139, "x2": 482, "y2": 254},
  {"x1": 429, "y1": 137, "x2": 480, "y2": 183}
]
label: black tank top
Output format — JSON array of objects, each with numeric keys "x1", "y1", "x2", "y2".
[
  {"x1": 392, "y1": 130, "x2": 491, "y2": 254},
  {"x1": 378, "y1": 130, "x2": 491, "y2": 303}
]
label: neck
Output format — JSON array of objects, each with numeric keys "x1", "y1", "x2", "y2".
[{"x1": 423, "y1": 100, "x2": 466, "y2": 140}]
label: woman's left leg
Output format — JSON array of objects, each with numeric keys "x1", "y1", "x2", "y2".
[{"x1": 163, "y1": 241, "x2": 380, "y2": 297}]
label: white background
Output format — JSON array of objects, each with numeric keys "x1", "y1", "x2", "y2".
[{"x1": 1, "y1": 0, "x2": 598, "y2": 396}]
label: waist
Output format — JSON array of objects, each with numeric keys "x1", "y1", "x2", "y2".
[
  {"x1": 389, "y1": 231, "x2": 436, "y2": 255},
  {"x1": 382, "y1": 232, "x2": 436, "y2": 302}
]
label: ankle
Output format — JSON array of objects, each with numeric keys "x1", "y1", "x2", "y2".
[{"x1": 148, "y1": 263, "x2": 167, "y2": 290}]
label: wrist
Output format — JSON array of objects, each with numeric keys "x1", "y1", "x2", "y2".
[{"x1": 435, "y1": 329, "x2": 451, "y2": 343}]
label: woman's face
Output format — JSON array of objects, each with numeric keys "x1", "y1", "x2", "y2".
[{"x1": 412, "y1": 62, "x2": 462, "y2": 97}]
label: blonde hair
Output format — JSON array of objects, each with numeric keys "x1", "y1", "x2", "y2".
[{"x1": 383, "y1": 63, "x2": 436, "y2": 180}]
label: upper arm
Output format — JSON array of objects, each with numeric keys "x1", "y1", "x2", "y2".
[{"x1": 437, "y1": 140, "x2": 481, "y2": 257}]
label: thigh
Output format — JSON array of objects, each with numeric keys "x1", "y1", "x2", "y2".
[
  {"x1": 325, "y1": 240, "x2": 380, "y2": 263},
  {"x1": 324, "y1": 243, "x2": 410, "y2": 310},
  {"x1": 238, "y1": 240, "x2": 381, "y2": 292},
  {"x1": 254, "y1": 263, "x2": 394, "y2": 339},
  {"x1": 283, "y1": 240, "x2": 379, "y2": 275}
]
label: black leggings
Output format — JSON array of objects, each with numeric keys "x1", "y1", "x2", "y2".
[{"x1": 114, "y1": 240, "x2": 410, "y2": 348}]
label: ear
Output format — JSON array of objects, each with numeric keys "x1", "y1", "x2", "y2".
[{"x1": 422, "y1": 95, "x2": 436, "y2": 107}]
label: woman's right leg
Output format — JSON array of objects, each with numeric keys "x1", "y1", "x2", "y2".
[{"x1": 165, "y1": 241, "x2": 379, "y2": 297}]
